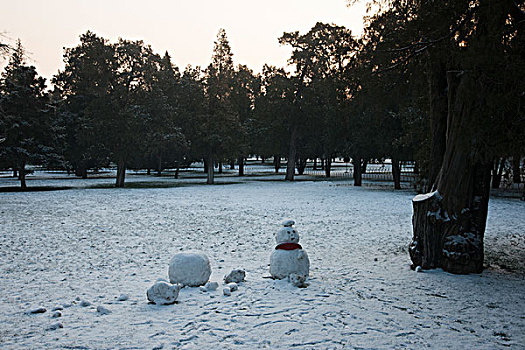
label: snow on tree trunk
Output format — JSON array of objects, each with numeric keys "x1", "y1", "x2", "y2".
[
  {"x1": 285, "y1": 125, "x2": 297, "y2": 181},
  {"x1": 410, "y1": 72, "x2": 491, "y2": 274}
]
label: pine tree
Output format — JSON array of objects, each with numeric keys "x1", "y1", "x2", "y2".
[{"x1": 0, "y1": 40, "x2": 52, "y2": 189}]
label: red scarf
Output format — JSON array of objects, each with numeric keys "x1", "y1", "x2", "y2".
[{"x1": 275, "y1": 243, "x2": 302, "y2": 250}]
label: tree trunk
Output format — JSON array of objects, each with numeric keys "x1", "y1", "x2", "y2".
[
  {"x1": 410, "y1": 71, "x2": 491, "y2": 274},
  {"x1": 352, "y1": 157, "x2": 362, "y2": 186},
  {"x1": 273, "y1": 155, "x2": 280, "y2": 173},
  {"x1": 491, "y1": 157, "x2": 505, "y2": 189},
  {"x1": 297, "y1": 158, "x2": 307, "y2": 175},
  {"x1": 512, "y1": 155, "x2": 521, "y2": 184},
  {"x1": 203, "y1": 159, "x2": 208, "y2": 174},
  {"x1": 238, "y1": 157, "x2": 244, "y2": 176},
  {"x1": 157, "y1": 154, "x2": 162, "y2": 176},
  {"x1": 218, "y1": 162, "x2": 223, "y2": 174},
  {"x1": 361, "y1": 159, "x2": 368, "y2": 174},
  {"x1": 19, "y1": 161, "x2": 27, "y2": 190},
  {"x1": 321, "y1": 158, "x2": 325, "y2": 171},
  {"x1": 392, "y1": 157, "x2": 401, "y2": 190},
  {"x1": 147, "y1": 168, "x2": 151, "y2": 176},
  {"x1": 12, "y1": 168, "x2": 18, "y2": 178},
  {"x1": 313, "y1": 158, "x2": 318, "y2": 170},
  {"x1": 207, "y1": 154, "x2": 214, "y2": 184},
  {"x1": 116, "y1": 158, "x2": 126, "y2": 188},
  {"x1": 75, "y1": 164, "x2": 87, "y2": 179},
  {"x1": 427, "y1": 57, "x2": 448, "y2": 192},
  {"x1": 175, "y1": 166, "x2": 180, "y2": 179},
  {"x1": 285, "y1": 125, "x2": 297, "y2": 181},
  {"x1": 230, "y1": 159, "x2": 235, "y2": 170},
  {"x1": 325, "y1": 157, "x2": 331, "y2": 178}
]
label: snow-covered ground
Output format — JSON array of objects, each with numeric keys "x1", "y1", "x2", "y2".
[{"x1": 0, "y1": 173, "x2": 524, "y2": 349}]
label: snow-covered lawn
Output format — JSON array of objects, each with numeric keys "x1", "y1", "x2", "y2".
[{"x1": 1, "y1": 174, "x2": 524, "y2": 349}]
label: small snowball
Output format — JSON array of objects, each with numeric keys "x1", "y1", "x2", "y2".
[
  {"x1": 80, "y1": 300, "x2": 91, "y2": 307},
  {"x1": 168, "y1": 252, "x2": 211, "y2": 287},
  {"x1": 28, "y1": 307, "x2": 47, "y2": 314},
  {"x1": 205, "y1": 281, "x2": 219, "y2": 291},
  {"x1": 227, "y1": 282, "x2": 238, "y2": 292},
  {"x1": 147, "y1": 281, "x2": 180, "y2": 305},
  {"x1": 97, "y1": 306, "x2": 112, "y2": 315},
  {"x1": 282, "y1": 219, "x2": 295, "y2": 227},
  {"x1": 47, "y1": 322, "x2": 63, "y2": 331},
  {"x1": 415, "y1": 266, "x2": 423, "y2": 273},
  {"x1": 223, "y1": 288, "x2": 232, "y2": 296},
  {"x1": 289, "y1": 273, "x2": 308, "y2": 288},
  {"x1": 224, "y1": 269, "x2": 245, "y2": 283},
  {"x1": 117, "y1": 294, "x2": 129, "y2": 301},
  {"x1": 51, "y1": 311, "x2": 62, "y2": 318}
]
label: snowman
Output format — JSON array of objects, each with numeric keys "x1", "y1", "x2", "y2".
[{"x1": 269, "y1": 219, "x2": 310, "y2": 282}]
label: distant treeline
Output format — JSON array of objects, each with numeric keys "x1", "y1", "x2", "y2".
[{"x1": 0, "y1": 1, "x2": 523, "y2": 191}]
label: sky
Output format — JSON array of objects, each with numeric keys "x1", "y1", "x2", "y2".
[{"x1": 0, "y1": 0, "x2": 368, "y2": 82}]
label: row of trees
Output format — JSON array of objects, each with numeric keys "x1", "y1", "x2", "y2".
[{"x1": 0, "y1": 0, "x2": 523, "y2": 274}]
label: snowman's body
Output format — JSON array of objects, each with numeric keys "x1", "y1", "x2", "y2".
[{"x1": 270, "y1": 220, "x2": 310, "y2": 280}]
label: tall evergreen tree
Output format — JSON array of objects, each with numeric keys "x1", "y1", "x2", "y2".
[{"x1": 0, "y1": 40, "x2": 52, "y2": 189}]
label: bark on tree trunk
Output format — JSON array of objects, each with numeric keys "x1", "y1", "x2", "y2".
[
  {"x1": 392, "y1": 157, "x2": 401, "y2": 190},
  {"x1": 116, "y1": 158, "x2": 126, "y2": 188},
  {"x1": 13, "y1": 168, "x2": 18, "y2": 178},
  {"x1": 218, "y1": 162, "x2": 223, "y2": 174},
  {"x1": 147, "y1": 168, "x2": 151, "y2": 176},
  {"x1": 230, "y1": 159, "x2": 235, "y2": 170},
  {"x1": 207, "y1": 154, "x2": 214, "y2": 184},
  {"x1": 353, "y1": 157, "x2": 362, "y2": 186},
  {"x1": 325, "y1": 157, "x2": 331, "y2": 178},
  {"x1": 410, "y1": 71, "x2": 491, "y2": 274},
  {"x1": 238, "y1": 157, "x2": 244, "y2": 176},
  {"x1": 285, "y1": 125, "x2": 297, "y2": 181},
  {"x1": 203, "y1": 159, "x2": 208, "y2": 174},
  {"x1": 512, "y1": 155, "x2": 521, "y2": 183},
  {"x1": 427, "y1": 57, "x2": 448, "y2": 192}
]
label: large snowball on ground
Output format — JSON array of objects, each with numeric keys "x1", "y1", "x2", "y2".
[
  {"x1": 168, "y1": 252, "x2": 211, "y2": 287},
  {"x1": 147, "y1": 281, "x2": 180, "y2": 305}
]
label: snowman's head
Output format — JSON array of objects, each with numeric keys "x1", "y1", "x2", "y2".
[{"x1": 275, "y1": 226, "x2": 300, "y2": 244}]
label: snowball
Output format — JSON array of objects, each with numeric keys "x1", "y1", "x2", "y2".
[
  {"x1": 168, "y1": 252, "x2": 211, "y2": 287},
  {"x1": 415, "y1": 266, "x2": 423, "y2": 273},
  {"x1": 223, "y1": 287, "x2": 232, "y2": 296},
  {"x1": 146, "y1": 281, "x2": 180, "y2": 305},
  {"x1": 79, "y1": 300, "x2": 91, "y2": 307},
  {"x1": 224, "y1": 269, "x2": 245, "y2": 283},
  {"x1": 51, "y1": 311, "x2": 62, "y2": 318},
  {"x1": 270, "y1": 249, "x2": 310, "y2": 280},
  {"x1": 117, "y1": 294, "x2": 129, "y2": 301},
  {"x1": 47, "y1": 322, "x2": 63, "y2": 331},
  {"x1": 289, "y1": 273, "x2": 308, "y2": 288},
  {"x1": 96, "y1": 306, "x2": 112, "y2": 315},
  {"x1": 282, "y1": 219, "x2": 295, "y2": 227},
  {"x1": 205, "y1": 281, "x2": 219, "y2": 291},
  {"x1": 28, "y1": 307, "x2": 47, "y2": 314},
  {"x1": 227, "y1": 282, "x2": 238, "y2": 292}
]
